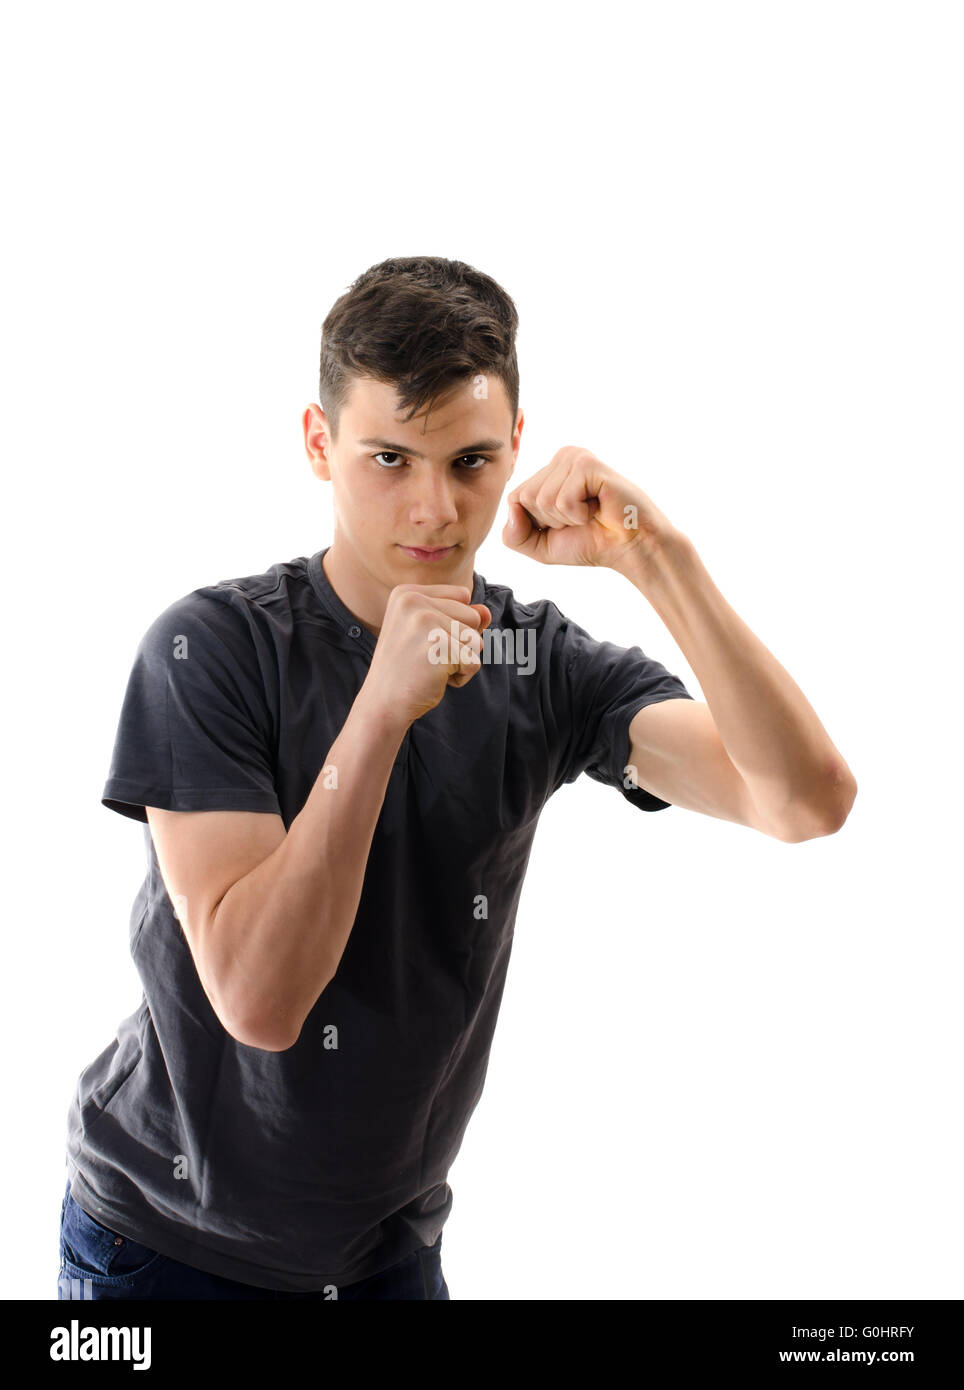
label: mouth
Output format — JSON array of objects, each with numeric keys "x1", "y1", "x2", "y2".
[{"x1": 397, "y1": 544, "x2": 458, "y2": 562}]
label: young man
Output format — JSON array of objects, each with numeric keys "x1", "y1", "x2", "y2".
[{"x1": 60, "y1": 256, "x2": 857, "y2": 1301}]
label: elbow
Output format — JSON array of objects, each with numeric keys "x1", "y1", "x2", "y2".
[
  {"x1": 221, "y1": 1010, "x2": 301, "y2": 1053},
  {"x1": 202, "y1": 919, "x2": 336, "y2": 1053},
  {"x1": 211, "y1": 983, "x2": 305, "y2": 1053},
  {"x1": 246, "y1": 972, "x2": 337, "y2": 1051},
  {"x1": 203, "y1": 939, "x2": 307, "y2": 1053},
  {"x1": 823, "y1": 772, "x2": 858, "y2": 835},
  {"x1": 195, "y1": 968, "x2": 281, "y2": 1051},
  {"x1": 781, "y1": 775, "x2": 858, "y2": 843}
]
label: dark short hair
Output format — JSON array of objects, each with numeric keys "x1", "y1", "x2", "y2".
[{"x1": 318, "y1": 256, "x2": 519, "y2": 443}]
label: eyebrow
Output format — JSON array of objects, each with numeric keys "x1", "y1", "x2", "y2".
[{"x1": 357, "y1": 436, "x2": 505, "y2": 458}]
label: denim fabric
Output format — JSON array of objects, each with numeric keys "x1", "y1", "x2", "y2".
[{"x1": 58, "y1": 1180, "x2": 449, "y2": 1300}]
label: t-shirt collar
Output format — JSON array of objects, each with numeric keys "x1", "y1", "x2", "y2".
[{"x1": 307, "y1": 546, "x2": 485, "y2": 656}]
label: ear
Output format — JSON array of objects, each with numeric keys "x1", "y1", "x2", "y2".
[
  {"x1": 508, "y1": 407, "x2": 524, "y2": 476},
  {"x1": 304, "y1": 404, "x2": 332, "y2": 482}
]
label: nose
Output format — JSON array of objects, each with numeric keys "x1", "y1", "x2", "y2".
[{"x1": 408, "y1": 467, "x2": 459, "y2": 530}]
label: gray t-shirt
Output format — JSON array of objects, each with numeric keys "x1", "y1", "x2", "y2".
[{"x1": 65, "y1": 547, "x2": 694, "y2": 1291}]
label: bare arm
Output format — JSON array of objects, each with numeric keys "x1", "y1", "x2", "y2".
[
  {"x1": 206, "y1": 685, "x2": 409, "y2": 1051},
  {"x1": 164, "y1": 583, "x2": 490, "y2": 1052},
  {"x1": 619, "y1": 532, "x2": 857, "y2": 838}
]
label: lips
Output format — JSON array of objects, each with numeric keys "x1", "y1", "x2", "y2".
[{"x1": 398, "y1": 544, "x2": 457, "y2": 561}]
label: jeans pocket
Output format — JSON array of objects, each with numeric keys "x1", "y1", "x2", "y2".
[{"x1": 60, "y1": 1190, "x2": 168, "y2": 1293}]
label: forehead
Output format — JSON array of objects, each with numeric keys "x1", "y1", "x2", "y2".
[{"x1": 342, "y1": 374, "x2": 511, "y2": 441}]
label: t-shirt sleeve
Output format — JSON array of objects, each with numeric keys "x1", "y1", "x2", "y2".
[
  {"x1": 101, "y1": 589, "x2": 282, "y2": 824},
  {"x1": 547, "y1": 603, "x2": 696, "y2": 811}
]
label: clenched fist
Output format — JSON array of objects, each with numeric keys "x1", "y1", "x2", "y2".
[
  {"x1": 361, "y1": 585, "x2": 492, "y2": 728},
  {"x1": 503, "y1": 445, "x2": 680, "y2": 572}
]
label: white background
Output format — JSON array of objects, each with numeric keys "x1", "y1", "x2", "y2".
[{"x1": 3, "y1": 1, "x2": 961, "y2": 1301}]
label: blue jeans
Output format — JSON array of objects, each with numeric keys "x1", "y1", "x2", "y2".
[{"x1": 58, "y1": 1179, "x2": 450, "y2": 1300}]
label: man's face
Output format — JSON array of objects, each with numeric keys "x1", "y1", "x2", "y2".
[{"x1": 303, "y1": 373, "x2": 522, "y2": 604}]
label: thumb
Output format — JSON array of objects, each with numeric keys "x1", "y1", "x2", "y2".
[
  {"x1": 502, "y1": 499, "x2": 538, "y2": 555},
  {"x1": 471, "y1": 603, "x2": 492, "y2": 630}
]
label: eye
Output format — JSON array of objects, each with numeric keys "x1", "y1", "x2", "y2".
[{"x1": 372, "y1": 452, "x2": 492, "y2": 471}]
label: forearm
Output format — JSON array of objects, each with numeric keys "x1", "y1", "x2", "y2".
[
  {"x1": 212, "y1": 683, "x2": 410, "y2": 1050},
  {"x1": 617, "y1": 530, "x2": 857, "y2": 829}
]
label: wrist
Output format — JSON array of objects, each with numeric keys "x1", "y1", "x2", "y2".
[
  {"x1": 610, "y1": 525, "x2": 695, "y2": 589},
  {"x1": 353, "y1": 680, "x2": 413, "y2": 741}
]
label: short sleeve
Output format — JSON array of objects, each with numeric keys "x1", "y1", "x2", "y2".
[
  {"x1": 101, "y1": 590, "x2": 282, "y2": 824},
  {"x1": 549, "y1": 606, "x2": 695, "y2": 811}
]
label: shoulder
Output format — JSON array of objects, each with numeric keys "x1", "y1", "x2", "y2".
[
  {"x1": 475, "y1": 574, "x2": 571, "y2": 633},
  {"x1": 140, "y1": 555, "x2": 312, "y2": 653}
]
